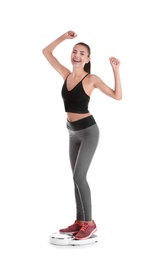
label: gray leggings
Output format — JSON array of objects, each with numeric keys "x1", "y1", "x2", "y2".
[{"x1": 67, "y1": 116, "x2": 100, "y2": 221}]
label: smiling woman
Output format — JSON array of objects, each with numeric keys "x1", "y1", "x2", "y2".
[
  {"x1": 71, "y1": 42, "x2": 91, "y2": 75},
  {"x1": 42, "y1": 30, "x2": 122, "y2": 240}
]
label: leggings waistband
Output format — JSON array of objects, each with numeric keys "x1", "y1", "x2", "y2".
[{"x1": 67, "y1": 115, "x2": 96, "y2": 131}]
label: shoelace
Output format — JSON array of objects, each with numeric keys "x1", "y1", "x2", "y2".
[{"x1": 80, "y1": 223, "x2": 89, "y2": 231}]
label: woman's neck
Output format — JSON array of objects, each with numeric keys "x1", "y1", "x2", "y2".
[{"x1": 71, "y1": 68, "x2": 85, "y2": 78}]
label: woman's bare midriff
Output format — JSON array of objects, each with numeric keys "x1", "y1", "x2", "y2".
[{"x1": 67, "y1": 112, "x2": 91, "y2": 122}]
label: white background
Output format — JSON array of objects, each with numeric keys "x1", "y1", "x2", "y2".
[{"x1": 0, "y1": 0, "x2": 163, "y2": 259}]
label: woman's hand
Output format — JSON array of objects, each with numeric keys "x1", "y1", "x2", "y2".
[
  {"x1": 109, "y1": 57, "x2": 120, "y2": 70},
  {"x1": 64, "y1": 30, "x2": 77, "y2": 39}
]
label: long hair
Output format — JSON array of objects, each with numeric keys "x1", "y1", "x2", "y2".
[{"x1": 75, "y1": 42, "x2": 91, "y2": 74}]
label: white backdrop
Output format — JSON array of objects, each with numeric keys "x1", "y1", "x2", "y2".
[{"x1": 0, "y1": 0, "x2": 163, "y2": 259}]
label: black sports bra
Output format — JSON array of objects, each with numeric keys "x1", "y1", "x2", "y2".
[{"x1": 61, "y1": 74, "x2": 90, "y2": 113}]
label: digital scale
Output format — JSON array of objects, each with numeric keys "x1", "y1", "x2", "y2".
[{"x1": 50, "y1": 232, "x2": 98, "y2": 246}]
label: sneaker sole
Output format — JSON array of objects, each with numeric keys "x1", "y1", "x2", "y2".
[
  {"x1": 74, "y1": 227, "x2": 97, "y2": 240},
  {"x1": 59, "y1": 231, "x2": 79, "y2": 235}
]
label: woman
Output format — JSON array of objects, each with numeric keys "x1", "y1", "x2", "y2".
[{"x1": 42, "y1": 31, "x2": 122, "y2": 240}]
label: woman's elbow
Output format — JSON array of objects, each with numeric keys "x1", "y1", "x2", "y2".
[
  {"x1": 115, "y1": 94, "x2": 122, "y2": 100},
  {"x1": 117, "y1": 96, "x2": 122, "y2": 100},
  {"x1": 42, "y1": 48, "x2": 46, "y2": 55}
]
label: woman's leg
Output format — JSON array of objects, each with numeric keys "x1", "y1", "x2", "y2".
[{"x1": 69, "y1": 124, "x2": 99, "y2": 221}]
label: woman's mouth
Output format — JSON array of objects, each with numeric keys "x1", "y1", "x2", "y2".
[{"x1": 73, "y1": 59, "x2": 81, "y2": 63}]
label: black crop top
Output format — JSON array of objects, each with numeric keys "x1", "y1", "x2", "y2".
[{"x1": 61, "y1": 74, "x2": 90, "y2": 113}]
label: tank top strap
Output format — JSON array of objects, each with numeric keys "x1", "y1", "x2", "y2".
[
  {"x1": 65, "y1": 73, "x2": 88, "y2": 84},
  {"x1": 81, "y1": 73, "x2": 89, "y2": 81},
  {"x1": 65, "y1": 73, "x2": 71, "y2": 81}
]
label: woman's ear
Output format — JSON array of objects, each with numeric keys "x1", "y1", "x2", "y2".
[{"x1": 86, "y1": 57, "x2": 91, "y2": 64}]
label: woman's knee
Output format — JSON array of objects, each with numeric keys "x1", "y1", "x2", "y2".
[{"x1": 73, "y1": 174, "x2": 86, "y2": 185}]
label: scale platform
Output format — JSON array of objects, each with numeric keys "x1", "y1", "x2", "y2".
[{"x1": 50, "y1": 232, "x2": 98, "y2": 246}]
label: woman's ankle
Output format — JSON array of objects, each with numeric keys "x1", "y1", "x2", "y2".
[
  {"x1": 77, "y1": 220, "x2": 95, "y2": 226},
  {"x1": 76, "y1": 220, "x2": 85, "y2": 225},
  {"x1": 84, "y1": 220, "x2": 95, "y2": 225}
]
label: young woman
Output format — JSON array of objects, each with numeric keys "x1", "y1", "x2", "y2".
[{"x1": 42, "y1": 31, "x2": 122, "y2": 240}]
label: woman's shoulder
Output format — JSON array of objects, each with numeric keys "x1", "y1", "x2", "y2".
[
  {"x1": 87, "y1": 74, "x2": 102, "y2": 85},
  {"x1": 87, "y1": 74, "x2": 100, "y2": 81},
  {"x1": 84, "y1": 74, "x2": 102, "y2": 91}
]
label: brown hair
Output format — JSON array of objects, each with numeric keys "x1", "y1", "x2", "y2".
[{"x1": 75, "y1": 42, "x2": 91, "y2": 74}]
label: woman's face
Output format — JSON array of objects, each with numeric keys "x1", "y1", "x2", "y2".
[{"x1": 71, "y1": 44, "x2": 90, "y2": 68}]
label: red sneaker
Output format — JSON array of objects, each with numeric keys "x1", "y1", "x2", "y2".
[
  {"x1": 59, "y1": 221, "x2": 83, "y2": 235},
  {"x1": 74, "y1": 220, "x2": 97, "y2": 240}
]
